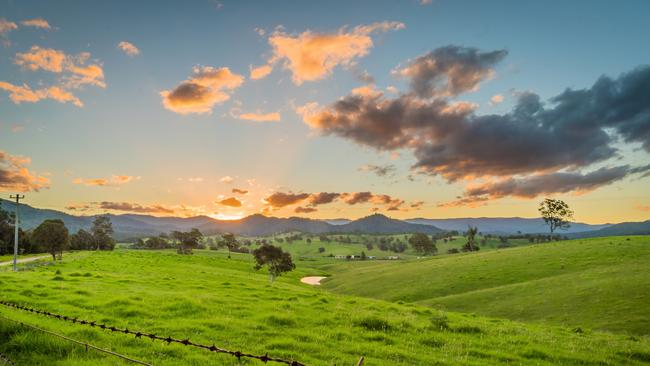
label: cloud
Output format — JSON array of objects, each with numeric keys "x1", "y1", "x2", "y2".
[
  {"x1": 95, "y1": 201, "x2": 175, "y2": 214},
  {"x1": 440, "y1": 165, "x2": 650, "y2": 207},
  {"x1": 299, "y1": 47, "x2": 650, "y2": 196},
  {"x1": 14, "y1": 46, "x2": 105, "y2": 88},
  {"x1": 217, "y1": 197, "x2": 243, "y2": 207},
  {"x1": 250, "y1": 64, "x2": 273, "y2": 80},
  {"x1": 490, "y1": 94, "x2": 504, "y2": 105},
  {"x1": 220, "y1": 176, "x2": 234, "y2": 183},
  {"x1": 307, "y1": 192, "x2": 340, "y2": 206},
  {"x1": 187, "y1": 177, "x2": 203, "y2": 182},
  {"x1": 232, "y1": 188, "x2": 248, "y2": 194},
  {"x1": 238, "y1": 111, "x2": 281, "y2": 122},
  {"x1": 264, "y1": 190, "x2": 408, "y2": 211},
  {"x1": 0, "y1": 150, "x2": 50, "y2": 192},
  {"x1": 0, "y1": 82, "x2": 83, "y2": 106},
  {"x1": 0, "y1": 19, "x2": 18, "y2": 44},
  {"x1": 637, "y1": 204, "x2": 650, "y2": 212},
  {"x1": 161, "y1": 66, "x2": 244, "y2": 114},
  {"x1": 294, "y1": 206, "x2": 317, "y2": 213},
  {"x1": 73, "y1": 175, "x2": 137, "y2": 187},
  {"x1": 117, "y1": 41, "x2": 140, "y2": 56},
  {"x1": 393, "y1": 45, "x2": 507, "y2": 98},
  {"x1": 359, "y1": 164, "x2": 396, "y2": 177},
  {"x1": 21, "y1": 18, "x2": 51, "y2": 29},
  {"x1": 265, "y1": 192, "x2": 310, "y2": 208},
  {"x1": 260, "y1": 21, "x2": 404, "y2": 84}
]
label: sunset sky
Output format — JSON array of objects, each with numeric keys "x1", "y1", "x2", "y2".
[{"x1": 1, "y1": 0, "x2": 650, "y2": 223}]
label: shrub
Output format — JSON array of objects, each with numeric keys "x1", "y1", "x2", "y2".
[{"x1": 355, "y1": 317, "x2": 392, "y2": 332}]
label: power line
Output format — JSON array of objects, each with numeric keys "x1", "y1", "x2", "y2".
[{"x1": 0, "y1": 313, "x2": 152, "y2": 365}]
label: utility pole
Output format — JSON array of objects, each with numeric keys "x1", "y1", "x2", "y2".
[{"x1": 9, "y1": 194, "x2": 25, "y2": 272}]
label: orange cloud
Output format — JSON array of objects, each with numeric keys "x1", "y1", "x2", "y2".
[
  {"x1": 232, "y1": 188, "x2": 248, "y2": 194},
  {"x1": 117, "y1": 41, "x2": 140, "y2": 56},
  {"x1": 217, "y1": 197, "x2": 243, "y2": 207},
  {"x1": 0, "y1": 81, "x2": 83, "y2": 107},
  {"x1": 0, "y1": 150, "x2": 50, "y2": 192},
  {"x1": 261, "y1": 21, "x2": 404, "y2": 84},
  {"x1": 249, "y1": 64, "x2": 272, "y2": 80},
  {"x1": 220, "y1": 176, "x2": 234, "y2": 183},
  {"x1": 72, "y1": 175, "x2": 138, "y2": 187},
  {"x1": 21, "y1": 18, "x2": 51, "y2": 29},
  {"x1": 161, "y1": 66, "x2": 244, "y2": 114},
  {"x1": 238, "y1": 111, "x2": 281, "y2": 122},
  {"x1": 13, "y1": 46, "x2": 105, "y2": 89}
]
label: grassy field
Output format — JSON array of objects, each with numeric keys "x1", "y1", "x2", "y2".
[
  {"x1": 322, "y1": 236, "x2": 650, "y2": 336},
  {"x1": 0, "y1": 248, "x2": 647, "y2": 365},
  {"x1": 211, "y1": 233, "x2": 532, "y2": 260}
]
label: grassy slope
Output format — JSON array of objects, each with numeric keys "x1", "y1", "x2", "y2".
[
  {"x1": 0, "y1": 250, "x2": 646, "y2": 365},
  {"x1": 322, "y1": 236, "x2": 650, "y2": 335}
]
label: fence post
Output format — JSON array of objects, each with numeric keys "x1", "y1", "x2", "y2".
[{"x1": 357, "y1": 356, "x2": 365, "y2": 366}]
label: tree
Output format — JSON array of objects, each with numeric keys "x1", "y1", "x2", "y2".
[
  {"x1": 539, "y1": 198, "x2": 574, "y2": 234},
  {"x1": 409, "y1": 233, "x2": 437, "y2": 255},
  {"x1": 69, "y1": 229, "x2": 94, "y2": 250},
  {"x1": 172, "y1": 229, "x2": 203, "y2": 254},
  {"x1": 219, "y1": 233, "x2": 239, "y2": 258},
  {"x1": 462, "y1": 226, "x2": 479, "y2": 252},
  {"x1": 91, "y1": 215, "x2": 115, "y2": 250},
  {"x1": 252, "y1": 244, "x2": 295, "y2": 283},
  {"x1": 32, "y1": 219, "x2": 69, "y2": 261}
]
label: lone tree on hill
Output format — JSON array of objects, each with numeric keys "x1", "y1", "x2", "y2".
[
  {"x1": 252, "y1": 244, "x2": 295, "y2": 283},
  {"x1": 409, "y1": 233, "x2": 437, "y2": 255},
  {"x1": 462, "y1": 226, "x2": 479, "y2": 252},
  {"x1": 172, "y1": 228, "x2": 203, "y2": 255},
  {"x1": 539, "y1": 198, "x2": 574, "y2": 235},
  {"x1": 219, "y1": 233, "x2": 240, "y2": 258},
  {"x1": 91, "y1": 215, "x2": 115, "y2": 250},
  {"x1": 32, "y1": 219, "x2": 69, "y2": 261}
]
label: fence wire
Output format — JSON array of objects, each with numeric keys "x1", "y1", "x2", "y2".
[{"x1": 0, "y1": 300, "x2": 306, "y2": 366}]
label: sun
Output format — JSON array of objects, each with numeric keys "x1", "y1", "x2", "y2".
[{"x1": 209, "y1": 212, "x2": 245, "y2": 221}]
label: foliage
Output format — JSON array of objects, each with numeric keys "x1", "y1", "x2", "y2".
[
  {"x1": 31, "y1": 219, "x2": 69, "y2": 261},
  {"x1": 69, "y1": 229, "x2": 95, "y2": 250},
  {"x1": 91, "y1": 215, "x2": 115, "y2": 250},
  {"x1": 252, "y1": 244, "x2": 295, "y2": 282},
  {"x1": 408, "y1": 233, "x2": 437, "y2": 255},
  {"x1": 172, "y1": 229, "x2": 203, "y2": 254},
  {"x1": 539, "y1": 198, "x2": 574, "y2": 234},
  {"x1": 218, "y1": 233, "x2": 239, "y2": 258},
  {"x1": 462, "y1": 226, "x2": 479, "y2": 252}
]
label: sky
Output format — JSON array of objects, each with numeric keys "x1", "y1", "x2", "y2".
[{"x1": 1, "y1": 0, "x2": 649, "y2": 223}]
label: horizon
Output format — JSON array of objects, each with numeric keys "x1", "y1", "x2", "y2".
[{"x1": 2, "y1": 0, "x2": 650, "y2": 224}]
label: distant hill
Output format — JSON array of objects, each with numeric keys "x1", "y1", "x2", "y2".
[
  {"x1": 333, "y1": 213, "x2": 443, "y2": 234},
  {"x1": 0, "y1": 200, "x2": 443, "y2": 238},
  {"x1": 406, "y1": 217, "x2": 610, "y2": 234},
  {"x1": 570, "y1": 220, "x2": 650, "y2": 238}
]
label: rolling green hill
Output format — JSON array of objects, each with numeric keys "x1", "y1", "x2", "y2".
[
  {"x1": 0, "y1": 249, "x2": 647, "y2": 365},
  {"x1": 322, "y1": 236, "x2": 650, "y2": 335}
]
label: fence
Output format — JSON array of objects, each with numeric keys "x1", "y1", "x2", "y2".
[{"x1": 0, "y1": 300, "x2": 307, "y2": 366}]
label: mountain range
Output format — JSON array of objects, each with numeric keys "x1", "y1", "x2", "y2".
[{"x1": 1, "y1": 198, "x2": 647, "y2": 240}]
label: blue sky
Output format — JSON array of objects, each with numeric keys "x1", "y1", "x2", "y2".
[{"x1": 1, "y1": 0, "x2": 650, "y2": 223}]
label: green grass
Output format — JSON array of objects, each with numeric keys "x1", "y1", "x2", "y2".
[
  {"x1": 322, "y1": 236, "x2": 650, "y2": 335},
  {"x1": 0, "y1": 248, "x2": 647, "y2": 365}
]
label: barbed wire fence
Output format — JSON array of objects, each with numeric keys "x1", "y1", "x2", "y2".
[
  {"x1": 0, "y1": 350, "x2": 15, "y2": 366},
  {"x1": 0, "y1": 300, "x2": 308, "y2": 366},
  {"x1": 0, "y1": 314, "x2": 152, "y2": 365}
]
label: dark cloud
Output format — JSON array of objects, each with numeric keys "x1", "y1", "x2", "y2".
[
  {"x1": 442, "y1": 164, "x2": 650, "y2": 207},
  {"x1": 96, "y1": 201, "x2": 175, "y2": 214},
  {"x1": 294, "y1": 206, "x2": 317, "y2": 213},
  {"x1": 395, "y1": 46, "x2": 507, "y2": 98},
  {"x1": 232, "y1": 188, "x2": 248, "y2": 194},
  {"x1": 359, "y1": 164, "x2": 396, "y2": 177},
  {"x1": 307, "y1": 192, "x2": 340, "y2": 206},
  {"x1": 301, "y1": 46, "x2": 650, "y2": 199},
  {"x1": 265, "y1": 192, "x2": 310, "y2": 208},
  {"x1": 340, "y1": 191, "x2": 373, "y2": 205},
  {"x1": 217, "y1": 197, "x2": 242, "y2": 207}
]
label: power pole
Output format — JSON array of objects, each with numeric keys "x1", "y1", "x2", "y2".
[{"x1": 9, "y1": 194, "x2": 25, "y2": 272}]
